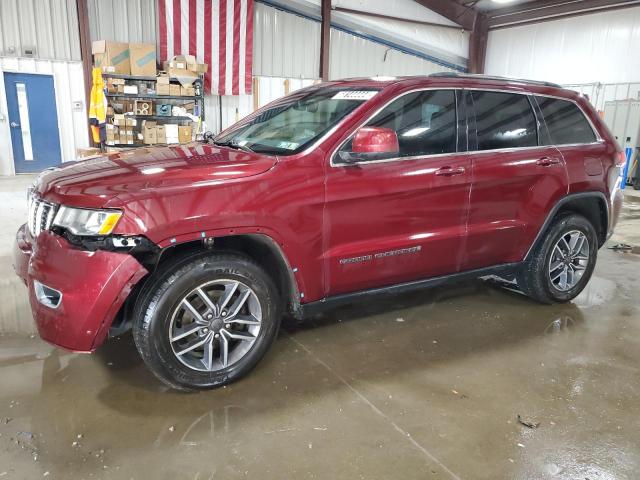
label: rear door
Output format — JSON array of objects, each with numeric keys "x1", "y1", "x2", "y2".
[
  {"x1": 462, "y1": 90, "x2": 568, "y2": 271},
  {"x1": 323, "y1": 89, "x2": 472, "y2": 296},
  {"x1": 533, "y1": 95, "x2": 606, "y2": 194}
]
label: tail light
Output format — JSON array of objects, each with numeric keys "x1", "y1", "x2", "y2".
[{"x1": 615, "y1": 151, "x2": 627, "y2": 167}]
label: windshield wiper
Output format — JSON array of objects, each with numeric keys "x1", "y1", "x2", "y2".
[{"x1": 212, "y1": 139, "x2": 254, "y2": 153}]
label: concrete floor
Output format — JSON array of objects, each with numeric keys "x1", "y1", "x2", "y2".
[{"x1": 0, "y1": 177, "x2": 639, "y2": 479}]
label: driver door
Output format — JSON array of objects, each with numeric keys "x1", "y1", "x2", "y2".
[{"x1": 323, "y1": 89, "x2": 472, "y2": 296}]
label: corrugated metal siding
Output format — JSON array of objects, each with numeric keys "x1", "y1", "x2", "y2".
[
  {"x1": 0, "y1": 58, "x2": 89, "y2": 176},
  {"x1": 485, "y1": 5, "x2": 640, "y2": 84},
  {"x1": 330, "y1": 28, "x2": 454, "y2": 79},
  {"x1": 0, "y1": 0, "x2": 81, "y2": 61},
  {"x1": 254, "y1": 2, "x2": 320, "y2": 79},
  {"x1": 87, "y1": 0, "x2": 158, "y2": 43}
]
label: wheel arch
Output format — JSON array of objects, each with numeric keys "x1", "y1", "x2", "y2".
[
  {"x1": 156, "y1": 233, "x2": 301, "y2": 313},
  {"x1": 525, "y1": 192, "x2": 609, "y2": 261}
]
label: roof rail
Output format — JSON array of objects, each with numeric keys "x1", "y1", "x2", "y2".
[{"x1": 429, "y1": 72, "x2": 562, "y2": 89}]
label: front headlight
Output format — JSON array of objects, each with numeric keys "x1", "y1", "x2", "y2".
[{"x1": 53, "y1": 206, "x2": 122, "y2": 236}]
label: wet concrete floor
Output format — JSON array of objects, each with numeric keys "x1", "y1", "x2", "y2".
[{"x1": 1, "y1": 201, "x2": 639, "y2": 479}]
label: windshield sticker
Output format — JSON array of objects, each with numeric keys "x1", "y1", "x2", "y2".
[
  {"x1": 332, "y1": 91, "x2": 378, "y2": 101},
  {"x1": 278, "y1": 141, "x2": 300, "y2": 150}
]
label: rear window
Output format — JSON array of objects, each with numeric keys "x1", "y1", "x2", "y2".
[
  {"x1": 536, "y1": 96, "x2": 597, "y2": 145},
  {"x1": 471, "y1": 91, "x2": 537, "y2": 150}
]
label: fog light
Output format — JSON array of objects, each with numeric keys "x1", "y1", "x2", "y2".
[{"x1": 34, "y1": 280, "x2": 62, "y2": 309}]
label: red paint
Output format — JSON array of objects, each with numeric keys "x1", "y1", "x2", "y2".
[
  {"x1": 352, "y1": 127, "x2": 399, "y2": 154},
  {"x1": 14, "y1": 76, "x2": 622, "y2": 352},
  {"x1": 13, "y1": 225, "x2": 147, "y2": 352}
]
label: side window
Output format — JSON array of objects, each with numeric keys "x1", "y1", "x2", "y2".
[
  {"x1": 361, "y1": 90, "x2": 457, "y2": 157},
  {"x1": 471, "y1": 91, "x2": 537, "y2": 150},
  {"x1": 536, "y1": 96, "x2": 597, "y2": 145}
]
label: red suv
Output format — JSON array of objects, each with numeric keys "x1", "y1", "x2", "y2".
[{"x1": 14, "y1": 74, "x2": 624, "y2": 390}]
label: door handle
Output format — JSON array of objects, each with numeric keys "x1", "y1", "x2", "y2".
[
  {"x1": 536, "y1": 156, "x2": 561, "y2": 166},
  {"x1": 435, "y1": 166, "x2": 466, "y2": 176},
  {"x1": 10, "y1": 121, "x2": 20, "y2": 128}
]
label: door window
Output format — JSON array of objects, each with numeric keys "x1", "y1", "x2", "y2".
[
  {"x1": 351, "y1": 90, "x2": 457, "y2": 158},
  {"x1": 536, "y1": 96, "x2": 597, "y2": 145},
  {"x1": 471, "y1": 91, "x2": 537, "y2": 150}
]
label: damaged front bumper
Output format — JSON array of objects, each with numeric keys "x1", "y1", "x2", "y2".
[{"x1": 13, "y1": 224, "x2": 148, "y2": 352}]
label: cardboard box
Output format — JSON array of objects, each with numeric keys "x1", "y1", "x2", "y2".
[
  {"x1": 76, "y1": 147, "x2": 102, "y2": 159},
  {"x1": 123, "y1": 85, "x2": 138, "y2": 95},
  {"x1": 129, "y1": 43, "x2": 157, "y2": 76},
  {"x1": 156, "y1": 84, "x2": 170, "y2": 96},
  {"x1": 178, "y1": 125, "x2": 192, "y2": 144},
  {"x1": 156, "y1": 125, "x2": 167, "y2": 144},
  {"x1": 156, "y1": 103, "x2": 172, "y2": 116},
  {"x1": 165, "y1": 124, "x2": 179, "y2": 144},
  {"x1": 113, "y1": 114, "x2": 126, "y2": 126},
  {"x1": 181, "y1": 85, "x2": 195, "y2": 97},
  {"x1": 143, "y1": 125, "x2": 157, "y2": 144},
  {"x1": 119, "y1": 130, "x2": 127, "y2": 144},
  {"x1": 167, "y1": 68, "x2": 198, "y2": 84},
  {"x1": 196, "y1": 63, "x2": 208, "y2": 74},
  {"x1": 126, "y1": 129, "x2": 134, "y2": 145},
  {"x1": 125, "y1": 117, "x2": 137, "y2": 127},
  {"x1": 156, "y1": 74, "x2": 170, "y2": 85},
  {"x1": 92, "y1": 40, "x2": 130, "y2": 74},
  {"x1": 169, "y1": 84, "x2": 181, "y2": 96},
  {"x1": 134, "y1": 100, "x2": 153, "y2": 115}
]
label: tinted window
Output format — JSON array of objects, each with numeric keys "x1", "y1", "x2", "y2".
[
  {"x1": 471, "y1": 91, "x2": 537, "y2": 150},
  {"x1": 362, "y1": 90, "x2": 457, "y2": 157},
  {"x1": 536, "y1": 96, "x2": 597, "y2": 145}
]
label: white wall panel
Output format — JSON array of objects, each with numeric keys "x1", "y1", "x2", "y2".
[
  {"x1": 0, "y1": 0, "x2": 81, "y2": 61},
  {"x1": 87, "y1": 0, "x2": 158, "y2": 43},
  {"x1": 330, "y1": 29, "x2": 455, "y2": 80},
  {"x1": 0, "y1": 58, "x2": 89, "y2": 176},
  {"x1": 254, "y1": 2, "x2": 320, "y2": 79},
  {"x1": 485, "y1": 6, "x2": 640, "y2": 84}
]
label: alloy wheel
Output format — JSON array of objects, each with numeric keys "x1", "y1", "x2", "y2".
[
  {"x1": 169, "y1": 279, "x2": 262, "y2": 372},
  {"x1": 548, "y1": 230, "x2": 589, "y2": 292}
]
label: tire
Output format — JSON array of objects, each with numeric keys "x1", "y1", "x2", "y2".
[
  {"x1": 517, "y1": 213, "x2": 598, "y2": 304},
  {"x1": 132, "y1": 251, "x2": 281, "y2": 391}
]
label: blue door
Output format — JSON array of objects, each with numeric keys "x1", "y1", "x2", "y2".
[{"x1": 4, "y1": 72, "x2": 62, "y2": 173}]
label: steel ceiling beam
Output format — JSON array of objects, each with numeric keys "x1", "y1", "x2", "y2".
[
  {"x1": 320, "y1": 0, "x2": 331, "y2": 81},
  {"x1": 487, "y1": 0, "x2": 640, "y2": 29}
]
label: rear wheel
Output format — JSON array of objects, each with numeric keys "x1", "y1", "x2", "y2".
[
  {"x1": 518, "y1": 213, "x2": 597, "y2": 304},
  {"x1": 133, "y1": 251, "x2": 280, "y2": 391}
]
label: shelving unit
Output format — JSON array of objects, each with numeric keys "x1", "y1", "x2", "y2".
[{"x1": 102, "y1": 72, "x2": 205, "y2": 149}]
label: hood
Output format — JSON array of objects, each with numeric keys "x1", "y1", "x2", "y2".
[{"x1": 35, "y1": 143, "x2": 277, "y2": 208}]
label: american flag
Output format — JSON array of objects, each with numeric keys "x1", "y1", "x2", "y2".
[{"x1": 158, "y1": 0, "x2": 254, "y2": 95}]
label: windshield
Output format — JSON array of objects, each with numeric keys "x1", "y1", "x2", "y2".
[{"x1": 213, "y1": 87, "x2": 380, "y2": 155}]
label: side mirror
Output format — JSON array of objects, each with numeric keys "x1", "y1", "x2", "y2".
[{"x1": 338, "y1": 127, "x2": 399, "y2": 163}]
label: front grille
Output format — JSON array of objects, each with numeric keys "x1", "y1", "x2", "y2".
[{"x1": 27, "y1": 192, "x2": 58, "y2": 238}]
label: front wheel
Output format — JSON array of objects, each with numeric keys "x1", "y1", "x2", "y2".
[
  {"x1": 133, "y1": 252, "x2": 281, "y2": 391},
  {"x1": 518, "y1": 213, "x2": 598, "y2": 304}
]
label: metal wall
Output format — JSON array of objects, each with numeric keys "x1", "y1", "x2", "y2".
[
  {"x1": 485, "y1": 5, "x2": 640, "y2": 85},
  {"x1": 0, "y1": 0, "x2": 81, "y2": 61},
  {"x1": 0, "y1": 58, "x2": 89, "y2": 176},
  {"x1": 254, "y1": 2, "x2": 320, "y2": 79},
  {"x1": 329, "y1": 28, "x2": 454, "y2": 79},
  {"x1": 87, "y1": 0, "x2": 158, "y2": 43}
]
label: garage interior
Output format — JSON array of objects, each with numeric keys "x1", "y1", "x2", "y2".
[{"x1": 1, "y1": 0, "x2": 640, "y2": 478}]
